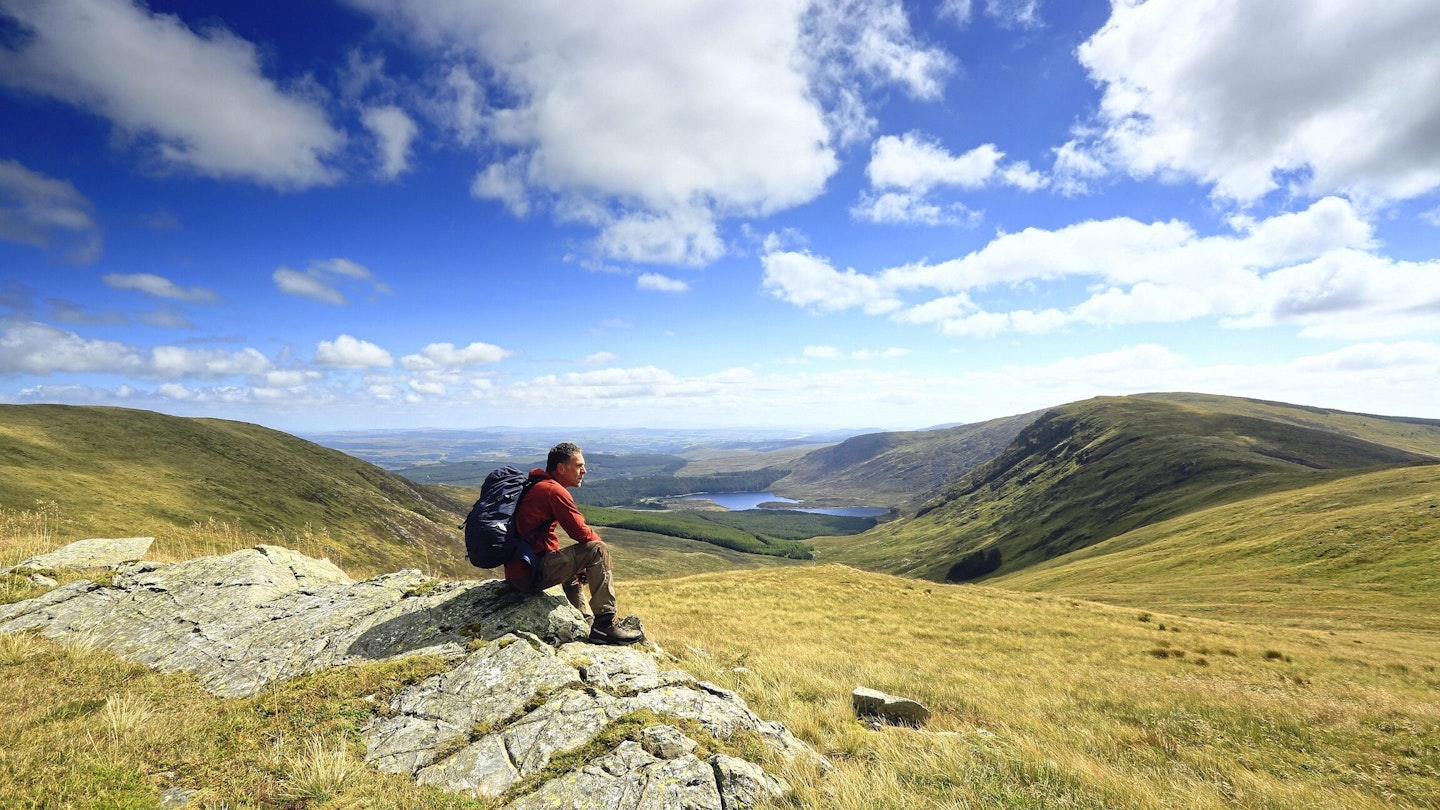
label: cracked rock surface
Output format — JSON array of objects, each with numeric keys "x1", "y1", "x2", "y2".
[{"x1": 0, "y1": 540, "x2": 823, "y2": 808}]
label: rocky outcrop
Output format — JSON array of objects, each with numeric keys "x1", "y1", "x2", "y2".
[{"x1": 0, "y1": 540, "x2": 823, "y2": 808}]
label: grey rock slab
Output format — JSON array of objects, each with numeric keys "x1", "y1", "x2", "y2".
[
  {"x1": 641, "y1": 725, "x2": 698, "y2": 760},
  {"x1": 559, "y1": 642, "x2": 694, "y2": 693},
  {"x1": 0, "y1": 578, "x2": 100, "y2": 628},
  {"x1": 852, "y1": 685, "x2": 932, "y2": 726},
  {"x1": 505, "y1": 741, "x2": 724, "y2": 810},
  {"x1": 618, "y1": 679, "x2": 828, "y2": 770},
  {"x1": 501, "y1": 687, "x2": 623, "y2": 774},
  {"x1": 366, "y1": 635, "x2": 582, "y2": 775},
  {"x1": 415, "y1": 688, "x2": 624, "y2": 798},
  {"x1": 712, "y1": 754, "x2": 790, "y2": 810},
  {"x1": 3, "y1": 536, "x2": 154, "y2": 574},
  {"x1": 416, "y1": 732, "x2": 518, "y2": 796}
]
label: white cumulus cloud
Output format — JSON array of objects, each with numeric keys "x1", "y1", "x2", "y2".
[
  {"x1": 761, "y1": 249, "x2": 903, "y2": 314},
  {"x1": 0, "y1": 321, "x2": 273, "y2": 378},
  {"x1": 855, "y1": 133, "x2": 1045, "y2": 225},
  {"x1": 636, "y1": 273, "x2": 690, "y2": 293},
  {"x1": 0, "y1": 0, "x2": 344, "y2": 188},
  {"x1": 1076, "y1": 0, "x2": 1440, "y2": 203},
  {"x1": 0, "y1": 321, "x2": 143, "y2": 375},
  {"x1": 765, "y1": 196, "x2": 1440, "y2": 340},
  {"x1": 400, "y1": 341, "x2": 511, "y2": 370},
  {"x1": 149, "y1": 345, "x2": 272, "y2": 378},
  {"x1": 315, "y1": 334, "x2": 394, "y2": 368},
  {"x1": 342, "y1": 0, "x2": 951, "y2": 265}
]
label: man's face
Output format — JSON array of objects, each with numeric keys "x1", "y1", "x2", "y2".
[{"x1": 555, "y1": 452, "x2": 587, "y2": 488}]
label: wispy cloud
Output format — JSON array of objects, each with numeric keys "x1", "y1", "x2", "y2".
[
  {"x1": 103, "y1": 273, "x2": 219, "y2": 303},
  {"x1": 636, "y1": 272, "x2": 690, "y2": 293},
  {"x1": 0, "y1": 159, "x2": 101, "y2": 263},
  {"x1": 273, "y1": 258, "x2": 389, "y2": 305},
  {"x1": 362, "y1": 105, "x2": 418, "y2": 180}
]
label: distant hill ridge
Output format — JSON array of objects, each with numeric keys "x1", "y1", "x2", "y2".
[
  {"x1": 771, "y1": 409, "x2": 1045, "y2": 508},
  {"x1": 810, "y1": 393, "x2": 1440, "y2": 583}
]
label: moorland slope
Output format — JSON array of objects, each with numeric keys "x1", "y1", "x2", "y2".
[
  {"x1": 0, "y1": 404, "x2": 472, "y2": 576},
  {"x1": 990, "y1": 462, "x2": 1440, "y2": 632},
  {"x1": 813, "y1": 394, "x2": 1440, "y2": 584}
]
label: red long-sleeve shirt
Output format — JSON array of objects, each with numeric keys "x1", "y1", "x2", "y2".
[{"x1": 503, "y1": 469, "x2": 600, "y2": 582}]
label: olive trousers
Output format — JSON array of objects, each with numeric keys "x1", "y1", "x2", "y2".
[{"x1": 523, "y1": 540, "x2": 616, "y2": 619}]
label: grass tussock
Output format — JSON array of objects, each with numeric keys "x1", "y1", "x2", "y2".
[{"x1": 627, "y1": 565, "x2": 1440, "y2": 810}]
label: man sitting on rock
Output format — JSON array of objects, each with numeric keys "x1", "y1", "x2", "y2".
[{"x1": 505, "y1": 442, "x2": 644, "y2": 645}]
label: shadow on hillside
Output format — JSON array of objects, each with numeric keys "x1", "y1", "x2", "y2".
[{"x1": 344, "y1": 578, "x2": 568, "y2": 661}]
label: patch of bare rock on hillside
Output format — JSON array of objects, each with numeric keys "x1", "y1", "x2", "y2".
[{"x1": 0, "y1": 539, "x2": 825, "y2": 808}]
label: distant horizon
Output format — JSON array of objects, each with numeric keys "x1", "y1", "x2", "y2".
[{"x1": 10, "y1": 389, "x2": 1439, "y2": 441}]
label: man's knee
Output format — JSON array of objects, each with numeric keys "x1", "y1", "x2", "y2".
[{"x1": 581, "y1": 539, "x2": 611, "y2": 568}]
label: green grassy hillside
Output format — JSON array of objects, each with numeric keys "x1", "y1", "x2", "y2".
[
  {"x1": 992, "y1": 463, "x2": 1440, "y2": 632},
  {"x1": 813, "y1": 396, "x2": 1436, "y2": 583},
  {"x1": 0, "y1": 405, "x2": 471, "y2": 576}
]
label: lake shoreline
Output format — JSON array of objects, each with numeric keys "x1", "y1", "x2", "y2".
[{"x1": 673, "y1": 491, "x2": 889, "y2": 518}]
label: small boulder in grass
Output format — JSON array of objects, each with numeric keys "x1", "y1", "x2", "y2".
[
  {"x1": 3, "y1": 537, "x2": 154, "y2": 575},
  {"x1": 852, "y1": 686, "x2": 932, "y2": 727}
]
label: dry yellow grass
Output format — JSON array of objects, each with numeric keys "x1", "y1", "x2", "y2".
[{"x1": 626, "y1": 565, "x2": 1440, "y2": 810}]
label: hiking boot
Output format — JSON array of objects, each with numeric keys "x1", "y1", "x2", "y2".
[{"x1": 588, "y1": 618, "x2": 643, "y2": 645}]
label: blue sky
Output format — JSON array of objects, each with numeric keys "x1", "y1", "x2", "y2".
[{"x1": 2, "y1": 0, "x2": 1438, "y2": 433}]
